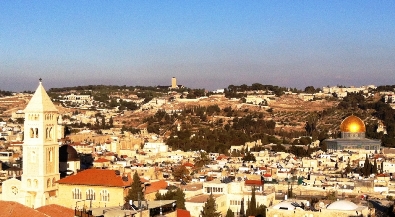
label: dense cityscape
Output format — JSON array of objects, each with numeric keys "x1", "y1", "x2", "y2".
[
  {"x1": 0, "y1": 78, "x2": 395, "y2": 217},
  {"x1": 2, "y1": 1, "x2": 395, "y2": 217}
]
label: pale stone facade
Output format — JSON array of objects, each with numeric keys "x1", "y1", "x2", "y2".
[
  {"x1": 57, "y1": 184, "x2": 127, "y2": 209},
  {"x1": 2, "y1": 80, "x2": 60, "y2": 208}
]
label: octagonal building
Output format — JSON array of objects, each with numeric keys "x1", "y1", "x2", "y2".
[{"x1": 325, "y1": 115, "x2": 381, "y2": 153}]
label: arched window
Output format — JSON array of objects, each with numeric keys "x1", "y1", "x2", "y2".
[
  {"x1": 35, "y1": 128, "x2": 38, "y2": 138},
  {"x1": 72, "y1": 188, "x2": 81, "y2": 199},
  {"x1": 52, "y1": 177, "x2": 56, "y2": 186},
  {"x1": 86, "y1": 189, "x2": 95, "y2": 200},
  {"x1": 30, "y1": 128, "x2": 34, "y2": 138},
  {"x1": 47, "y1": 178, "x2": 51, "y2": 187},
  {"x1": 49, "y1": 127, "x2": 53, "y2": 140},
  {"x1": 27, "y1": 179, "x2": 31, "y2": 187},
  {"x1": 100, "y1": 190, "x2": 109, "y2": 202},
  {"x1": 49, "y1": 149, "x2": 53, "y2": 162}
]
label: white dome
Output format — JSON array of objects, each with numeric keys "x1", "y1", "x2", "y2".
[
  {"x1": 272, "y1": 201, "x2": 296, "y2": 210},
  {"x1": 326, "y1": 200, "x2": 358, "y2": 211}
]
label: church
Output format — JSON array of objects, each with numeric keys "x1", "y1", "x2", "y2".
[
  {"x1": 325, "y1": 115, "x2": 381, "y2": 153},
  {"x1": 2, "y1": 79, "x2": 61, "y2": 208}
]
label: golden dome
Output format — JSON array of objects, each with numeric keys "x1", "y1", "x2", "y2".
[{"x1": 340, "y1": 115, "x2": 366, "y2": 133}]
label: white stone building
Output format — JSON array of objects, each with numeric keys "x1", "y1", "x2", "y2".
[{"x1": 2, "y1": 80, "x2": 60, "y2": 208}]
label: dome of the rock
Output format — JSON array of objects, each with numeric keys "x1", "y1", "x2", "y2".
[{"x1": 340, "y1": 115, "x2": 366, "y2": 133}]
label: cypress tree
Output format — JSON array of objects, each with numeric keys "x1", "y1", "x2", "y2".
[
  {"x1": 125, "y1": 172, "x2": 145, "y2": 202},
  {"x1": 345, "y1": 160, "x2": 352, "y2": 174},
  {"x1": 240, "y1": 197, "x2": 245, "y2": 217},
  {"x1": 246, "y1": 187, "x2": 257, "y2": 216},
  {"x1": 225, "y1": 208, "x2": 235, "y2": 217},
  {"x1": 174, "y1": 188, "x2": 186, "y2": 209},
  {"x1": 245, "y1": 197, "x2": 250, "y2": 216},
  {"x1": 101, "y1": 116, "x2": 106, "y2": 129},
  {"x1": 256, "y1": 204, "x2": 267, "y2": 217},
  {"x1": 373, "y1": 159, "x2": 378, "y2": 174},
  {"x1": 363, "y1": 154, "x2": 370, "y2": 177},
  {"x1": 200, "y1": 194, "x2": 221, "y2": 217}
]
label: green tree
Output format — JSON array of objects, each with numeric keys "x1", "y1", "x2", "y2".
[
  {"x1": 174, "y1": 188, "x2": 186, "y2": 209},
  {"x1": 256, "y1": 204, "x2": 267, "y2": 217},
  {"x1": 101, "y1": 116, "x2": 106, "y2": 129},
  {"x1": 344, "y1": 160, "x2": 352, "y2": 174},
  {"x1": 225, "y1": 208, "x2": 234, "y2": 217},
  {"x1": 109, "y1": 116, "x2": 114, "y2": 127},
  {"x1": 95, "y1": 117, "x2": 100, "y2": 127},
  {"x1": 246, "y1": 187, "x2": 257, "y2": 216},
  {"x1": 125, "y1": 172, "x2": 145, "y2": 202},
  {"x1": 200, "y1": 194, "x2": 221, "y2": 217},
  {"x1": 155, "y1": 187, "x2": 186, "y2": 209},
  {"x1": 242, "y1": 152, "x2": 256, "y2": 162},
  {"x1": 326, "y1": 191, "x2": 337, "y2": 202},
  {"x1": 239, "y1": 197, "x2": 245, "y2": 217},
  {"x1": 172, "y1": 165, "x2": 189, "y2": 181},
  {"x1": 363, "y1": 154, "x2": 372, "y2": 177},
  {"x1": 304, "y1": 86, "x2": 316, "y2": 94},
  {"x1": 194, "y1": 151, "x2": 210, "y2": 168},
  {"x1": 373, "y1": 159, "x2": 378, "y2": 174}
]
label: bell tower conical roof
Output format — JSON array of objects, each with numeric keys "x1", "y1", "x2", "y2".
[{"x1": 24, "y1": 79, "x2": 58, "y2": 113}]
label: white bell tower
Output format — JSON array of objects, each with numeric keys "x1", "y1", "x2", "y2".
[{"x1": 21, "y1": 79, "x2": 60, "y2": 208}]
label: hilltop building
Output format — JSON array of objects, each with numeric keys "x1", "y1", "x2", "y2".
[
  {"x1": 171, "y1": 77, "x2": 177, "y2": 89},
  {"x1": 324, "y1": 115, "x2": 381, "y2": 153},
  {"x1": 157, "y1": 77, "x2": 184, "y2": 90}
]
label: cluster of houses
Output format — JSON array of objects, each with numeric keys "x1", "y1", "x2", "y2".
[{"x1": 1, "y1": 81, "x2": 395, "y2": 217}]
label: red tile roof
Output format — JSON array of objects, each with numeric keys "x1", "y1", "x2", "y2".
[
  {"x1": 183, "y1": 162, "x2": 194, "y2": 167},
  {"x1": 216, "y1": 154, "x2": 229, "y2": 160},
  {"x1": 36, "y1": 204, "x2": 75, "y2": 217},
  {"x1": 145, "y1": 180, "x2": 168, "y2": 194},
  {"x1": 177, "y1": 209, "x2": 191, "y2": 217},
  {"x1": 94, "y1": 158, "x2": 110, "y2": 163},
  {"x1": 57, "y1": 169, "x2": 132, "y2": 187},
  {"x1": 0, "y1": 201, "x2": 47, "y2": 217},
  {"x1": 264, "y1": 173, "x2": 272, "y2": 177},
  {"x1": 245, "y1": 180, "x2": 263, "y2": 186}
]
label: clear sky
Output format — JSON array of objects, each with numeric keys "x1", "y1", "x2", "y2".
[{"x1": 1, "y1": 1, "x2": 394, "y2": 91}]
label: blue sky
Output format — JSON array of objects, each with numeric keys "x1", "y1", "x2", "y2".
[{"x1": 1, "y1": 1, "x2": 394, "y2": 91}]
